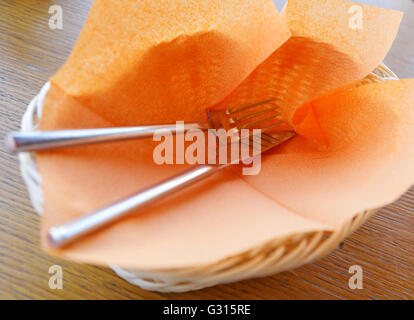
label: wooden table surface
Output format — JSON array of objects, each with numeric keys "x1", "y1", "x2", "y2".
[{"x1": 0, "y1": 0, "x2": 413, "y2": 300}]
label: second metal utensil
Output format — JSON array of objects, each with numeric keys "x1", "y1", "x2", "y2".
[{"x1": 48, "y1": 130, "x2": 296, "y2": 247}]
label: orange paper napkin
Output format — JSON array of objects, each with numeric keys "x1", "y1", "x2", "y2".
[{"x1": 37, "y1": 0, "x2": 413, "y2": 270}]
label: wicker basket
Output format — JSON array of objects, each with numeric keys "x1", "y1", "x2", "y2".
[{"x1": 19, "y1": 64, "x2": 398, "y2": 292}]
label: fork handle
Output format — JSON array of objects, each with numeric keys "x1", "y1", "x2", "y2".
[
  {"x1": 48, "y1": 163, "x2": 227, "y2": 247},
  {"x1": 5, "y1": 123, "x2": 204, "y2": 153}
]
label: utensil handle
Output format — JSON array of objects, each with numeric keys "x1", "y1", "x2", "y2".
[
  {"x1": 48, "y1": 164, "x2": 226, "y2": 247},
  {"x1": 5, "y1": 123, "x2": 203, "y2": 153}
]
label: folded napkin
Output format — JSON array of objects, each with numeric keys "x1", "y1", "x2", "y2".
[{"x1": 37, "y1": 0, "x2": 413, "y2": 270}]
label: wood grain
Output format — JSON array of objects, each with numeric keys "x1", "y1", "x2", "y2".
[{"x1": 0, "y1": 0, "x2": 413, "y2": 300}]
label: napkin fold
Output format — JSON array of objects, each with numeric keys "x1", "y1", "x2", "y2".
[
  {"x1": 212, "y1": 0, "x2": 402, "y2": 122},
  {"x1": 242, "y1": 80, "x2": 414, "y2": 228},
  {"x1": 37, "y1": 0, "x2": 413, "y2": 269},
  {"x1": 51, "y1": 0, "x2": 290, "y2": 127}
]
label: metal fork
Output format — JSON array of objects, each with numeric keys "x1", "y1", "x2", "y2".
[
  {"x1": 5, "y1": 98, "x2": 283, "y2": 153},
  {"x1": 48, "y1": 129, "x2": 296, "y2": 247}
]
